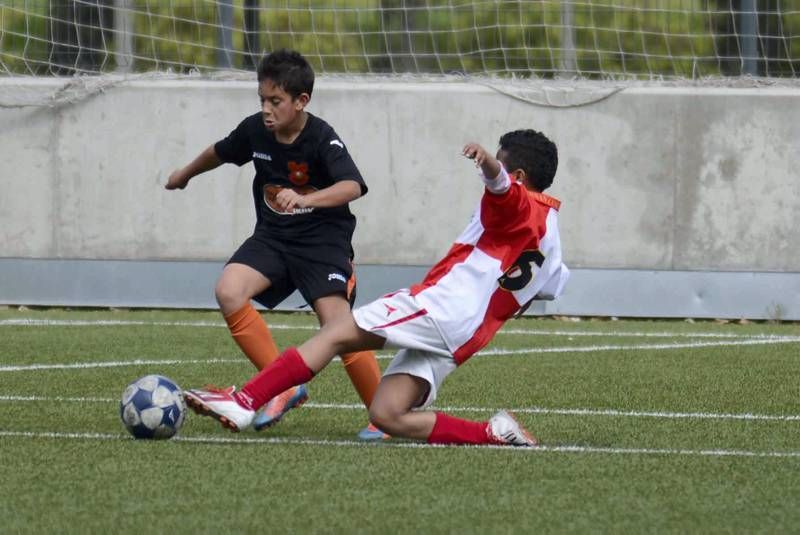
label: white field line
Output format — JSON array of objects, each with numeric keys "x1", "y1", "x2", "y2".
[
  {"x1": 2, "y1": 394, "x2": 799, "y2": 423},
  {"x1": 1, "y1": 317, "x2": 796, "y2": 340},
  {"x1": 479, "y1": 336, "x2": 800, "y2": 356},
  {"x1": 2, "y1": 336, "x2": 799, "y2": 372},
  {"x1": 0, "y1": 319, "x2": 243, "y2": 328},
  {"x1": 0, "y1": 358, "x2": 242, "y2": 372},
  {"x1": 1, "y1": 430, "x2": 799, "y2": 459}
]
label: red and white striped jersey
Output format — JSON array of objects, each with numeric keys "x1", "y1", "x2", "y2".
[{"x1": 409, "y1": 170, "x2": 569, "y2": 364}]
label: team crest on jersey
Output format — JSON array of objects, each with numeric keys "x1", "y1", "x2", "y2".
[
  {"x1": 288, "y1": 161, "x2": 310, "y2": 186},
  {"x1": 263, "y1": 184, "x2": 317, "y2": 216}
]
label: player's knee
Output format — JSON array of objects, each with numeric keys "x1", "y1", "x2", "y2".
[
  {"x1": 214, "y1": 279, "x2": 246, "y2": 312},
  {"x1": 367, "y1": 412, "x2": 394, "y2": 435},
  {"x1": 368, "y1": 403, "x2": 403, "y2": 435}
]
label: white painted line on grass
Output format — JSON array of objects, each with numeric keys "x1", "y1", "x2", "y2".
[
  {"x1": 0, "y1": 318, "x2": 311, "y2": 329},
  {"x1": 533, "y1": 445, "x2": 800, "y2": 459},
  {"x1": 481, "y1": 336, "x2": 800, "y2": 356},
  {"x1": 1, "y1": 429, "x2": 799, "y2": 459},
  {"x1": 2, "y1": 335, "x2": 799, "y2": 372},
  {"x1": 498, "y1": 328, "x2": 798, "y2": 339},
  {"x1": 309, "y1": 402, "x2": 800, "y2": 423},
  {"x1": 437, "y1": 405, "x2": 800, "y2": 422},
  {"x1": 3, "y1": 395, "x2": 799, "y2": 422},
  {"x1": 0, "y1": 395, "x2": 115, "y2": 403},
  {"x1": 0, "y1": 357, "x2": 242, "y2": 372},
  {"x1": 2, "y1": 318, "x2": 796, "y2": 341}
]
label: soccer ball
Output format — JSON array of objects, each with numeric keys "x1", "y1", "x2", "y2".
[{"x1": 119, "y1": 375, "x2": 186, "y2": 439}]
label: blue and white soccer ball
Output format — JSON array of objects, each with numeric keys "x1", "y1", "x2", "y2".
[{"x1": 120, "y1": 375, "x2": 186, "y2": 439}]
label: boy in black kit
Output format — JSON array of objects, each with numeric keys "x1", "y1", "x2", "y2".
[{"x1": 166, "y1": 49, "x2": 385, "y2": 440}]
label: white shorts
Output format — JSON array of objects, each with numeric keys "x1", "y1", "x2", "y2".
[
  {"x1": 382, "y1": 349, "x2": 457, "y2": 407},
  {"x1": 353, "y1": 289, "x2": 457, "y2": 407}
]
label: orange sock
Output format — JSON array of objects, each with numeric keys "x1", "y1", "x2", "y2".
[
  {"x1": 223, "y1": 303, "x2": 280, "y2": 371},
  {"x1": 340, "y1": 350, "x2": 382, "y2": 408}
]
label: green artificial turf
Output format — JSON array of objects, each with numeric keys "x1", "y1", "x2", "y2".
[{"x1": 1, "y1": 308, "x2": 799, "y2": 533}]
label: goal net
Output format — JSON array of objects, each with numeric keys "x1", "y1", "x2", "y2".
[{"x1": 2, "y1": 1, "x2": 799, "y2": 106}]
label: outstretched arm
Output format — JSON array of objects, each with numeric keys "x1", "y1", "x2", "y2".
[
  {"x1": 462, "y1": 142, "x2": 509, "y2": 194},
  {"x1": 462, "y1": 142, "x2": 501, "y2": 179},
  {"x1": 165, "y1": 144, "x2": 223, "y2": 190}
]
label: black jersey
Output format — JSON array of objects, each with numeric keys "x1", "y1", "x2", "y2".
[{"x1": 214, "y1": 112, "x2": 367, "y2": 250}]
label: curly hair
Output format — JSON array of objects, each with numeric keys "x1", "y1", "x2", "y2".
[
  {"x1": 498, "y1": 129, "x2": 558, "y2": 191},
  {"x1": 257, "y1": 49, "x2": 315, "y2": 99}
]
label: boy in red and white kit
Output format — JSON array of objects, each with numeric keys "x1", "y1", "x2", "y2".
[{"x1": 185, "y1": 129, "x2": 569, "y2": 446}]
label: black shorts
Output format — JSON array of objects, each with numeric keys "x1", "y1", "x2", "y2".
[{"x1": 228, "y1": 234, "x2": 357, "y2": 309}]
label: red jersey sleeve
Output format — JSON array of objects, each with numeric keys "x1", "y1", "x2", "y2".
[{"x1": 479, "y1": 182, "x2": 531, "y2": 232}]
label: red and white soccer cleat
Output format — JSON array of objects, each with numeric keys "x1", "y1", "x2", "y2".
[
  {"x1": 183, "y1": 385, "x2": 255, "y2": 432},
  {"x1": 487, "y1": 410, "x2": 538, "y2": 447}
]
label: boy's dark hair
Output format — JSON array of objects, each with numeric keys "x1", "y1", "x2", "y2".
[
  {"x1": 499, "y1": 129, "x2": 558, "y2": 191},
  {"x1": 257, "y1": 49, "x2": 315, "y2": 99}
]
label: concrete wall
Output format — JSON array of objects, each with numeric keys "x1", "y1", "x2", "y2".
[{"x1": 1, "y1": 78, "x2": 798, "y2": 317}]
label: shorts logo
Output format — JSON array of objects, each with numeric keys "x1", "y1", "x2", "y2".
[
  {"x1": 384, "y1": 304, "x2": 397, "y2": 317},
  {"x1": 328, "y1": 273, "x2": 347, "y2": 283},
  {"x1": 253, "y1": 151, "x2": 272, "y2": 161}
]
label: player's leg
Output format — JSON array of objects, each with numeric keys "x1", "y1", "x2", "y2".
[
  {"x1": 342, "y1": 270, "x2": 387, "y2": 439},
  {"x1": 424, "y1": 409, "x2": 538, "y2": 447},
  {"x1": 339, "y1": 349, "x2": 381, "y2": 408},
  {"x1": 184, "y1": 313, "x2": 383, "y2": 431},
  {"x1": 250, "y1": 313, "x2": 384, "y2": 407},
  {"x1": 229, "y1": 250, "x2": 308, "y2": 431},
  {"x1": 251, "y1": 258, "x2": 377, "y2": 432},
  {"x1": 314, "y1": 293, "x2": 383, "y2": 405},
  {"x1": 368, "y1": 350, "x2": 538, "y2": 447},
  {"x1": 295, "y1": 310, "x2": 387, "y2": 371},
  {"x1": 251, "y1": 254, "x2": 354, "y2": 431},
  {"x1": 343, "y1": 349, "x2": 387, "y2": 440},
  {"x1": 313, "y1": 293, "x2": 388, "y2": 439},
  {"x1": 266, "y1": 255, "x2": 383, "y2": 435},
  {"x1": 216, "y1": 237, "x2": 292, "y2": 371},
  {"x1": 214, "y1": 263, "x2": 280, "y2": 370},
  {"x1": 185, "y1": 287, "x2": 395, "y2": 432},
  {"x1": 367, "y1": 373, "x2": 434, "y2": 439}
]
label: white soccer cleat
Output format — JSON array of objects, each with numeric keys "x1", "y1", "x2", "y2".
[
  {"x1": 183, "y1": 385, "x2": 255, "y2": 432},
  {"x1": 487, "y1": 410, "x2": 538, "y2": 447}
]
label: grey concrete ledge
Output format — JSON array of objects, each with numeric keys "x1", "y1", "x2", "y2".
[{"x1": 0, "y1": 258, "x2": 797, "y2": 320}]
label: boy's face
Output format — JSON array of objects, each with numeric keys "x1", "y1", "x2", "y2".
[{"x1": 258, "y1": 79, "x2": 309, "y2": 132}]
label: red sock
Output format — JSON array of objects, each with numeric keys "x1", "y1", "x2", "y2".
[
  {"x1": 234, "y1": 347, "x2": 314, "y2": 411},
  {"x1": 426, "y1": 412, "x2": 493, "y2": 445}
]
